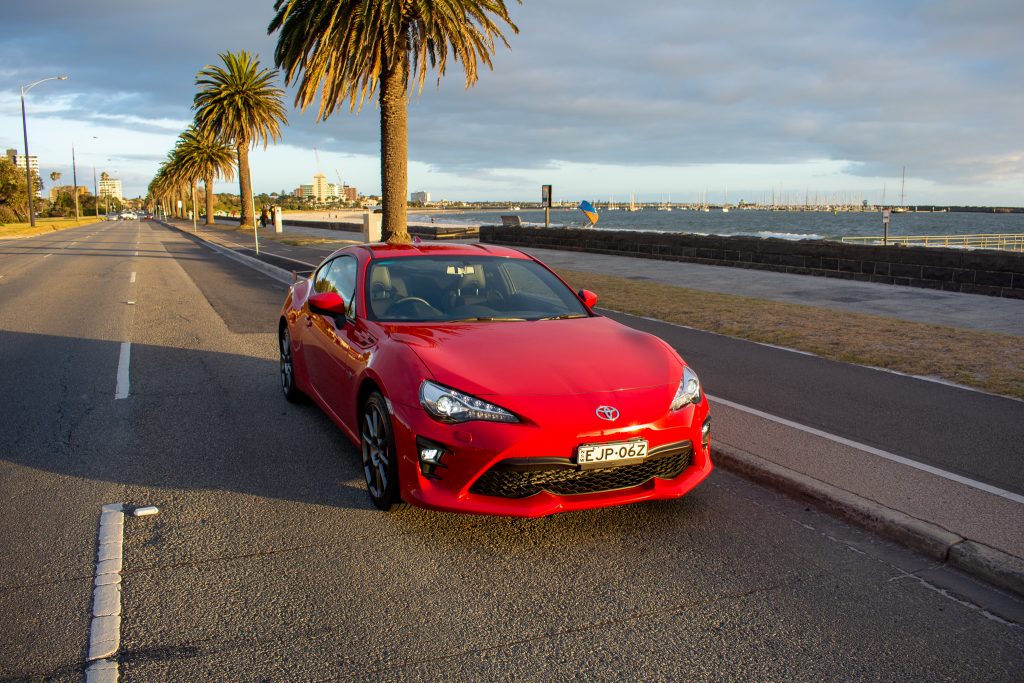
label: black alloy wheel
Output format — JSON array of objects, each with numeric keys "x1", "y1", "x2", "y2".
[
  {"x1": 360, "y1": 392, "x2": 404, "y2": 511},
  {"x1": 279, "y1": 326, "x2": 303, "y2": 403}
]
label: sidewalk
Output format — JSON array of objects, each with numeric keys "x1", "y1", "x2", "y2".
[{"x1": 163, "y1": 218, "x2": 1024, "y2": 599}]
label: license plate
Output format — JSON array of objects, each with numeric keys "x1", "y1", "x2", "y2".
[{"x1": 576, "y1": 439, "x2": 649, "y2": 470}]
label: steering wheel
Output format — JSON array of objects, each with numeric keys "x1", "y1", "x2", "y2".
[
  {"x1": 389, "y1": 297, "x2": 439, "y2": 317},
  {"x1": 393, "y1": 296, "x2": 433, "y2": 308}
]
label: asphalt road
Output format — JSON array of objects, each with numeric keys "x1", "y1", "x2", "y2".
[{"x1": 1, "y1": 221, "x2": 1022, "y2": 680}]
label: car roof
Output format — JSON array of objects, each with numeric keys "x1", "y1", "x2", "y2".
[{"x1": 356, "y1": 242, "x2": 531, "y2": 261}]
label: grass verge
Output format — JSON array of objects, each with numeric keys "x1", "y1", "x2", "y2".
[
  {"x1": 0, "y1": 216, "x2": 103, "y2": 239},
  {"x1": 557, "y1": 268, "x2": 1024, "y2": 400}
]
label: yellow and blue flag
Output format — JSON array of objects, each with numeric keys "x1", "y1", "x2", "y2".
[{"x1": 578, "y1": 200, "x2": 599, "y2": 226}]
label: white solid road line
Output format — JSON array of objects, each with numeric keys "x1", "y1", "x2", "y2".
[
  {"x1": 114, "y1": 342, "x2": 131, "y2": 400},
  {"x1": 130, "y1": 272, "x2": 136, "y2": 284},
  {"x1": 85, "y1": 503, "x2": 124, "y2": 682},
  {"x1": 709, "y1": 393, "x2": 1024, "y2": 505}
]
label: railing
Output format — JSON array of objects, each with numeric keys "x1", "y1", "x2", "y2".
[{"x1": 841, "y1": 233, "x2": 1024, "y2": 252}]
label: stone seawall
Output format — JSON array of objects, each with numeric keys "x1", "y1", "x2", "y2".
[{"x1": 480, "y1": 226, "x2": 1024, "y2": 299}]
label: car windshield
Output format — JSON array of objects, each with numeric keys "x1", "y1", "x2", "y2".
[{"x1": 365, "y1": 256, "x2": 590, "y2": 323}]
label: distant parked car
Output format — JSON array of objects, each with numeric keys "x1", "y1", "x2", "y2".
[{"x1": 279, "y1": 242, "x2": 712, "y2": 516}]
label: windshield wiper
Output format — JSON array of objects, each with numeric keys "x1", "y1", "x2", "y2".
[
  {"x1": 537, "y1": 313, "x2": 587, "y2": 321},
  {"x1": 449, "y1": 316, "x2": 527, "y2": 322}
]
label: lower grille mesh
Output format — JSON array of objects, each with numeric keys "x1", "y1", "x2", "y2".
[{"x1": 469, "y1": 445, "x2": 692, "y2": 499}]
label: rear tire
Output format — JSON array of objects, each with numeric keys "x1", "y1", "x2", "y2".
[{"x1": 360, "y1": 392, "x2": 405, "y2": 511}]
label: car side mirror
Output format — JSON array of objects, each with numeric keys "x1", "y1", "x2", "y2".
[
  {"x1": 309, "y1": 292, "x2": 348, "y2": 317},
  {"x1": 578, "y1": 289, "x2": 598, "y2": 308}
]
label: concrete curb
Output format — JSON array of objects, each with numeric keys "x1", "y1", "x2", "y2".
[
  {"x1": 158, "y1": 218, "x2": 1024, "y2": 600},
  {"x1": 712, "y1": 442, "x2": 1024, "y2": 598}
]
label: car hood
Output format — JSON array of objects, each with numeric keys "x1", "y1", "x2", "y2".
[{"x1": 386, "y1": 316, "x2": 681, "y2": 397}]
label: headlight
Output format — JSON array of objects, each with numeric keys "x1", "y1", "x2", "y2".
[
  {"x1": 419, "y1": 380, "x2": 519, "y2": 424},
  {"x1": 670, "y1": 367, "x2": 702, "y2": 410}
]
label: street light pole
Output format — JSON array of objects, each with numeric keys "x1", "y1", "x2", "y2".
[
  {"x1": 71, "y1": 144, "x2": 80, "y2": 220},
  {"x1": 19, "y1": 75, "x2": 68, "y2": 226}
]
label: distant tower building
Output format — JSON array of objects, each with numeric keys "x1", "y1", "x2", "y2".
[
  {"x1": 299, "y1": 184, "x2": 315, "y2": 200},
  {"x1": 342, "y1": 185, "x2": 358, "y2": 202},
  {"x1": 410, "y1": 190, "x2": 430, "y2": 205},
  {"x1": 98, "y1": 171, "x2": 123, "y2": 201},
  {"x1": 312, "y1": 173, "x2": 330, "y2": 202}
]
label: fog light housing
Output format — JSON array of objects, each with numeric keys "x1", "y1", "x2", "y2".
[
  {"x1": 416, "y1": 437, "x2": 450, "y2": 478},
  {"x1": 701, "y1": 417, "x2": 711, "y2": 452}
]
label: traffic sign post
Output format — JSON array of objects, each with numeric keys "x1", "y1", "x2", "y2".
[
  {"x1": 882, "y1": 208, "x2": 891, "y2": 245},
  {"x1": 542, "y1": 185, "x2": 552, "y2": 228}
]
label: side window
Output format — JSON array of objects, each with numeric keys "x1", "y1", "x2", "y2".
[
  {"x1": 314, "y1": 255, "x2": 358, "y2": 317},
  {"x1": 314, "y1": 261, "x2": 337, "y2": 294}
]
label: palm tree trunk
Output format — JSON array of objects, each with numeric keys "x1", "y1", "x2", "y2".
[
  {"x1": 205, "y1": 177, "x2": 215, "y2": 225},
  {"x1": 379, "y1": 50, "x2": 410, "y2": 244},
  {"x1": 237, "y1": 143, "x2": 254, "y2": 228}
]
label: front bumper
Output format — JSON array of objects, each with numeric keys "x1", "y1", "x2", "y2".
[{"x1": 388, "y1": 395, "x2": 713, "y2": 517}]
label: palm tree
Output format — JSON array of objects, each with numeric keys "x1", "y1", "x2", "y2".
[
  {"x1": 269, "y1": 0, "x2": 519, "y2": 243},
  {"x1": 193, "y1": 51, "x2": 288, "y2": 229},
  {"x1": 176, "y1": 125, "x2": 236, "y2": 225},
  {"x1": 151, "y1": 149, "x2": 190, "y2": 219},
  {"x1": 49, "y1": 171, "x2": 63, "y2": 215}
]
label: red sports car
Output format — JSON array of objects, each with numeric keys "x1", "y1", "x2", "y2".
[{"x1": 278, "y1": 242, "x2": 712, "y2": 516}]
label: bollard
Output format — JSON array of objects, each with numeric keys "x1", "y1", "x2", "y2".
[
  {"x1": 363, "y1": 211, "x2": 382, "y2": 243},
  {"x1": 273, "y1": 206, "x2": 283, "y2": 233}
]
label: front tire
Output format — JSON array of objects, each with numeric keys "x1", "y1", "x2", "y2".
[
  {"x1": 279, "y1": 326, "x2": 304, "y2": 403},
  {"x1": 360, "y1": 392, "x2": 404, "y2": 511}
]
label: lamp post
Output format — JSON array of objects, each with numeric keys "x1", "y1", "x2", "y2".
[
  {"x1": 71, "y1": 144, "x2": 80, "y2": 220},
  {"x1": 20, "y1": 75, "x2": 69, "y2": 226}
]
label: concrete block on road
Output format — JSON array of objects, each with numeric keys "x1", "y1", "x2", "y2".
[
  {"x1": 97, "y1": 538, "x2": 122, "y2": 562},
  {"x1": 99, "y1": 510, "x2": 124, "y2": 530},
  {"x1": 85, "y1": 659, "x2": 119, "y2": 683},
  {"x1": 96, "y1": 556, "x2": 122, "y2": 576},
  {"x1": 92, "y1": 583, "x2": 121, "y2": 617},
  {"x1": 94, "y1": 572, "x2": 121, "y2": 587},
  {"x1": 87, "y1": 614, "x2": 120, "y2": 660}
]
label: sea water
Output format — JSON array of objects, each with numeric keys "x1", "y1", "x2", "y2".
[{"x1": 421, "y1": 208, "x2": 1024, "y2": 241}]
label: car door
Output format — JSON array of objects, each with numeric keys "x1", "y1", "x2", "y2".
[{"x1": 303, "y1": 255, "x2": 367, "y2": 433}]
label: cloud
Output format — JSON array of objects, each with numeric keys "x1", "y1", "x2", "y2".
[{"x1": 3, "y1": 0, "x2": 1021, "y2": 202}]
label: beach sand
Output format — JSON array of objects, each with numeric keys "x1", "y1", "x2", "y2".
[{"x1": 284, "y1": 209, "x2": 475, "y2": 229}]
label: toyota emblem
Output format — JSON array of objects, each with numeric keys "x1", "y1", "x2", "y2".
[{"x1": 596, "y1": 406, "x2": 620, "y2": 421}]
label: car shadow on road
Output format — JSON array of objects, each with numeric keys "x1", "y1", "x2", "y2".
[
  {"x1": 1, "y1": 329, "x2": 374, "y2": 513},
  {"x1": 2, "y1": 329, "x2": 713, "y2": 540}
]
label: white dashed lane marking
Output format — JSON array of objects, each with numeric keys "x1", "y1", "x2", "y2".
[{"x1": 114, "y1": 342, "x2": 131, "y2": 400}]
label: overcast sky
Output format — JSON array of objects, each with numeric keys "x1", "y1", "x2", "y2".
[{"x1": 2, "y1": 0, "x2": 1022, "y2": 205}]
